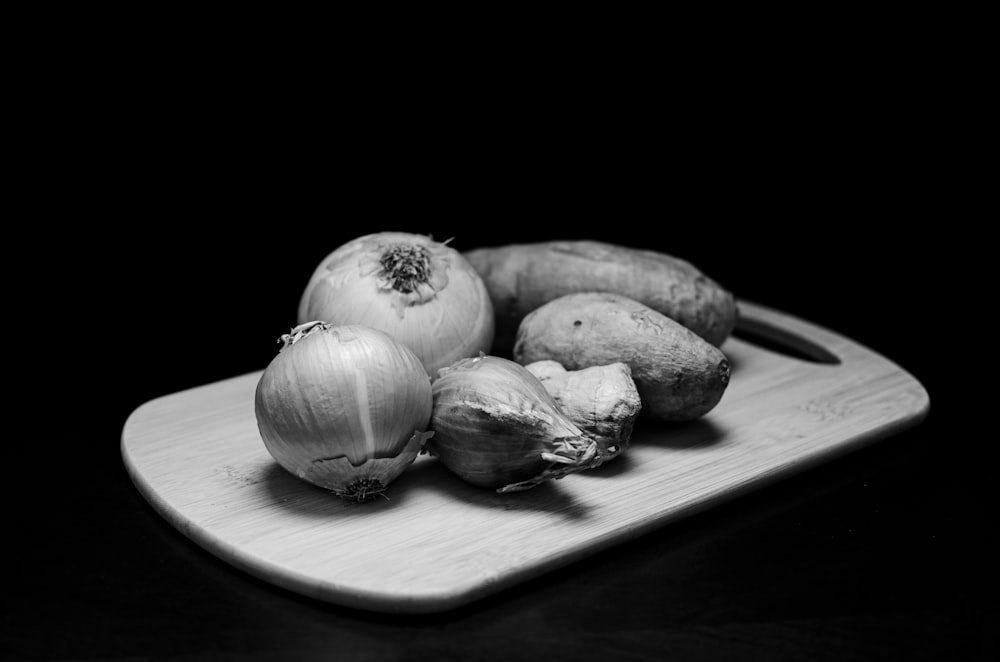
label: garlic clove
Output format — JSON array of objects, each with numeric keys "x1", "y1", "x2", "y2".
[{"x1": 427, "y1": 355, "x2": 598, "y2": 492}]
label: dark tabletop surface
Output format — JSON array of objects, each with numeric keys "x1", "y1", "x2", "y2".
[{"x1": 7, "y1": 141, "x2": 988, "y2": 660}]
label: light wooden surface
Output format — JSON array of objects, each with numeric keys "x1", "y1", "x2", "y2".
[{"x1": 121, "y1": 301, "x2": 929, "y2": 614}]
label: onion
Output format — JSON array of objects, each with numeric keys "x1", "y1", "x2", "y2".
[
  {"x1": 254, "y1": 321, "x2": 434, "y2": 502},
  {"x1": 426, "y1": 355, "x2": 598, "y2": 492},
  {"x1": 298, "y1": 232, "x2": 494, "y2": 378}
]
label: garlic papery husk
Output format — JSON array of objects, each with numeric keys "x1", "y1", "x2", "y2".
[
  {"x1": 254, "y1": 321, "x2": 434, "y2": 502},
  {"x1": 525, "y1": 360, "x2": 642, "y2": 466},
  {"x1": 426, "y1": 355, "x2": 598, "y2": 493},
  {"x1": 297, "y1": 232, "x2": 495, "y2": 378}
]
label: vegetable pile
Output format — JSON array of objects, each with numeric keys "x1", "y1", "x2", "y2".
[{"x1": 254, "y1": 232, "x2": 737, "y2": 502}]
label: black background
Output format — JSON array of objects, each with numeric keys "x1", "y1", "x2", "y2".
[{"x1": 6, "y1": 40, "x2": 991, "y2": 661}]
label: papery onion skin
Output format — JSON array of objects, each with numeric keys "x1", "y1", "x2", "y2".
[
  {"x1": 254, "y1": 322, "x2": 434, "y2": 502},
  {"x1": 426, "y1": 355, "x2": 597, "y2": 492},
  {"x1": 298, "y1": 232, "x2": 495, "y2": 378}
]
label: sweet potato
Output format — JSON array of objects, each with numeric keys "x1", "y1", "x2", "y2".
[
  {"x1": 514, "y1": 292, "x2": 731, "y2": 421},
  {"x1": 464, "y1": 240, "x2": 737, "y2": 353}
]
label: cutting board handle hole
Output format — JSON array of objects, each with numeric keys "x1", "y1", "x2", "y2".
[{"x1": 731, "y1": 316, "x2": 841, "y2": 365}]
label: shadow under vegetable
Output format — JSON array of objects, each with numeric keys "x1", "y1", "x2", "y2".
[
  {"x1": 629, "y1": 417, "x2": 728, "y2": 450},
  {"x1": 259, "y1": 453, "x2": 593, "y2": 521}
]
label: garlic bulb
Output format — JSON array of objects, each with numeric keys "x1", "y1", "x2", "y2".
[
  {"x1": 426, "y1": 355, "x2": 597, "y2": 492},
  {"x1": 254, "y1": 322, "x2": 434, "y2": 502},
  {"x1": 525, "y1": 360, "x2": 642, "y2": 466},
  {"x1": 298, "y1": 232, "x2": 495, "y2": 378}
]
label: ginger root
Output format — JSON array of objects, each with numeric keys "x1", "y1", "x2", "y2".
[{"x1": 525, "y1": 360, "x2": 642, "y2": 466}]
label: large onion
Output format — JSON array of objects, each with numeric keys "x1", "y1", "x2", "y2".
[
  {"x1": 254, "y1": 322, "x2": 434, "y2": 502},
  {"x1": 298, "y1": 232, "x2": 494, "y2": 377}
]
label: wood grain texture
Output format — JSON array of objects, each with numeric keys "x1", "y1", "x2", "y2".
[{"x1": 120, "y1": 301, "x2": 929, "y2": 614}]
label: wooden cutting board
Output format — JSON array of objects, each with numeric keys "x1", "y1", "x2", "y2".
[{"x1": 121, "y1": 301, "x2": 929, "y2": 614}]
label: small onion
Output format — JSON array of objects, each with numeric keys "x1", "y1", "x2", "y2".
[
  {"x1": 426, "y1": 355, "x2": 597, "y2": 493},
  {"x1": 254, "y1": 321, "x2": 434, "y2": 502},
  {"x1": 298, "y1": 232, "x2": 495, "y2": 378}
]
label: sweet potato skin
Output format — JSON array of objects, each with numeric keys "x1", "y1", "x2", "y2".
[
  {"x1": 513, "y1": 292, "x2": 731, "y2": 421},
  {"x1": 464, "y1": 240, "x2": 737, "y2": 354}
]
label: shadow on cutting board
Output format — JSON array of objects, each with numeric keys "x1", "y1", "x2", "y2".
[{"x1": 259, "y1": 453, "x2": 593, "y2": 521}]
